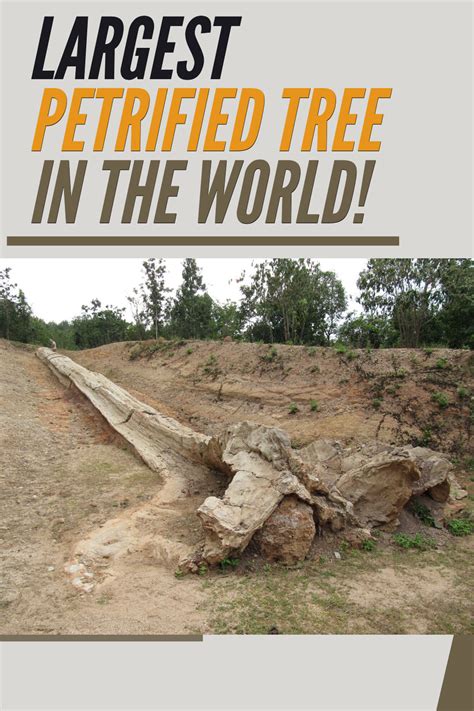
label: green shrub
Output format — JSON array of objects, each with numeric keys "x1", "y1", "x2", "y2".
[
  {"x1": 420, "y1": 428, "x2": 432, "y2": 446},
  {"x1": 219, "y1": 557, "x2": 239, "y2": 571},
  {"x1": 435, "y1": 357, "x2": 449, "y2": 370},
  {"x1": 261, "y1": 345, "x2": 278, "y2": 362},
  {"x1": 288, "y1": 403, "x2": 299, "y2": 415},
  {"x1": 393, "y1": 533, "x2": 436, "y2": 550},
  {"x1": 457, "y1": 385, "x2": 469, "y2": 399},
  {"x1": 423, "y1": 347, "x2": 434, "y2": 356},
  {"x1": 186, "y1": 347, "x2": 193, "y2": 355},
  {"x1": 432, "y1": 391, "x2": 449, "y2": 408},
  {"x1": 334, "y1": 343, "x2": 347, "y2": 354},
  {"x1": 361, "y1": 539, "x2": 376, "y2": 552},
  {"x1": 372, "y1": 397, "x2": 383, "y2": 409},
  {"x1": 393, "y1": 368, "x2": 406, "y2": 379},
  {"x1": 447, "y1": 519, "x2": 473, "y2": 536},
  {"x1": 409, "y1": 500, "x2": 435, "y2": 527},
  {"x1": 310, "y1": 399, "x2": 319, "y2": 412}
]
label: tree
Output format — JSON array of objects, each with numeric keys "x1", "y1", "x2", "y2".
[
  {"x1": 338, "y1": 313, "x2": 397, "y2": 349},
  {"x1": 212, "y1": 300, "x2": 242, "y2": 339},
  {"x1": 239, "y1": 259, "x2": 346, "y2": 345},
  {"x1": 436, "y1": 260, "x2": 474, "y2": 348},
  {"x1": 357, "y1": 260, "x2": 442, "y2": 347},
  {"x1": 0, "y1": 268, "x2": 32, "y2": 342},
  {"x1": 72, "y1": 299, "x2": 129, "y2": 349},
  {"x1": 170, "y1": 259, "x2": 215, "y2": 339},
  {"x1": 357, "y1": 259, "x2": 473, "y2": 348},
  {"x1": 140, "y1": 258, "x2": 170, "y2": 339},
  {"x1": 127, "y1": 288, "x2": 148, "y2": 340}
]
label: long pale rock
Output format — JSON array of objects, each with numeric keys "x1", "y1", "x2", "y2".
[{"x1": 36, "y1": 347, "x2": 211, "y2": 471}]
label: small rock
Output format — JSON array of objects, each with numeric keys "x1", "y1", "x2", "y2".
[
  {"x1": 47, "y1": 566, "x2": 55, "y2": 572},
  {"x1": 334, "y1": 551, "x2": 341, "y2": 560}
]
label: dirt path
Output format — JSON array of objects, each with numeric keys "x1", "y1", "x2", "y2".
[
  {"x1": 0, "y1": 341, "x2": 210, "y2": 634},
  {"x1": 1, "y1": 340, "x2": 473, "y2": 635}
]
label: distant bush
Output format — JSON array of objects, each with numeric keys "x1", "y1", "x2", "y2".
[
  {"x1": 310, "y1": 399, "x2": 319, "y2": 412},
  {"x1": 288, "y1": 403, "x2": 299, "y2": 415}
]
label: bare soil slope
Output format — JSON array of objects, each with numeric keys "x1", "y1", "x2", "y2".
[
  {"x1": 1, "y1": 339, "x2": 473, "y2": 635},
  {"x1": 74, "y1": 339, "x2": 473, "y2": 457}
]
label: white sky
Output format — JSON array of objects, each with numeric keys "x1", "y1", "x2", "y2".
[{"x1": 1, "y1": 259, "x2": 366, "y2": 323}]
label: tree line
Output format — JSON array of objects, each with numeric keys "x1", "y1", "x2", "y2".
[{"x1": 0, "y1": 259, "x2": 472, "y2": 351}]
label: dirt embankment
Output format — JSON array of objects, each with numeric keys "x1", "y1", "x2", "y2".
[{"x1": 73, "y1": 339, "x2": 473, "y2": 464}]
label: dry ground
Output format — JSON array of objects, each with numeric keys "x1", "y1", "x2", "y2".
[{"x1": 1, "y1": 339, "x2": 473, "y2": 635}]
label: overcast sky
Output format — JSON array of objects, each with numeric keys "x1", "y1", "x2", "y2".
[{"x1": 1, "y1": 259, "x2": 367, "y2": 323}]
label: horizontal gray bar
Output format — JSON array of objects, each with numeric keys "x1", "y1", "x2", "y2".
[
  {"x1": 7, "y1": 236, "x2": 400, "y2": 246},
  {"x1": 0, "y1": 635, "x2": 203, "y2": 642}
]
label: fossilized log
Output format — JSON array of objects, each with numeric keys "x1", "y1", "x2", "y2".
[
  {"x1": 36, "y1": 347, "x2": 211, "y2": 471},
  {"x1": 37, "y1": 348, "x2": 465, "y2": 569},
  {"x1": 196, "y1": 422, "x2": 317, "y2": 563}
]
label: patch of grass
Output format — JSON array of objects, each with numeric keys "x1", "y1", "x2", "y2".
[
  {"x1": 393, "y1": 368, "x2": 407, "y2": 379},
  {"x1": 219, "y1": 557, "x2": 240, "y2": 571},
  {"x1": 435, "y1": 357, "x2": 449, "y2": 370},
  {"x1": 409, "y1": 500, "x2": 435, "y2": 527},
  {"x1": 310, "y1": 399, "x2": 319, "y2": 412},
  {"x1": 393, "y1": 533, "x2": 436, "y2": 550},
  {"x1": 288, "y1": 402, "x2": 299, "y2": 415},
  {"x1": 457, "y1": 385, "x2": 469, "y2": 399},
  {"x1": 306, "y1": 347, "x2": 317, "y2": 357},
  {"x1": 372, "y1": 397, "x2": 383, "y2": 409},
  {"x1": 202, "y1": 354, "x2": 221, "y2": 378},
  {"x1": 361, "y1": 539, "x2": 376, "y2": 552},
  {"x1": 186, "y1": 347, "x2": 193, "y2": 355},
  {"x1": 346, "y1": 350, "x2": 358, "y2": 361},
  {"x1": 96, "y1": 594, "x2": 112, "y2": 605},
  {"x1": 334, "y1": 343, "x2": 347, "y2": 355},
  {"x1": 447, "y1": 519, "x2": 473, "y2": 537},
  {"x1": 423, "y1": 347, "x2": 434, "y2": 356},
  {"x1": 432, "y1": 391, "x2": 449, "y2": 409},
  {"x1": 261, "y1": 345, "x2": 279, "y2": 363},
  {"x1": 419, "y1": 428, "x2": 433, "y2": 446},
  {"x1": 174, "y1": 569, "x2": 185, "y2": 579}
]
